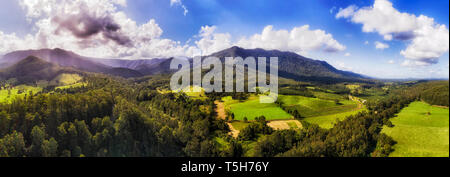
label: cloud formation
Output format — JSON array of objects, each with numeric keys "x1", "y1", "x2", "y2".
[
  {"x1": 335, "y1": 5, "x2": 357, "y2": 19},
  {"x1": 170, "y1": 0, "x2": 188, "y2": 16},
  {"x1": 0, "y1": 0, "x2": 191, "y2": 58},
  {"x1": 236, "y1": 25, "x2": 346, "y2": 54},
  {"x1": 0, "y1": 0, "x2": 346, "y2": 59},
  {"x1": 375, "y1": 41, "x2": 389, "y2": 50},
  {"x1": 337, "y1": 0, "x2": 449, "y2": 66}
]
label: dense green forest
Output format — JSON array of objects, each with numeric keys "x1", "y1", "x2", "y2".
[{"x1": 0, "y1": 72, "x2": 448, "y2": 157}]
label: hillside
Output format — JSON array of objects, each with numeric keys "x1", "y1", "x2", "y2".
[
  {"x1": 0, "y1": 56, "x2": 79, "y2": 84},
  {"x1": 91, "y1": 58, "x2": 167, "y2": 70},
  {"x1": 0, "y1": 49, "x2": 145, "y2": 78},
  {"x1": 0, "y1": 48, "x2": 111, "y2": 73},
  {"x1": 1, "y1": 47, "x2": 372, "y2": 83},
  {"x1": 210, "y1": 46, "x2": 370, "y2": 83}
]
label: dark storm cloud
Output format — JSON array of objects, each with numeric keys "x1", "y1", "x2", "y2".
[
  {"x1": 53, "y1": 13, "x2": 132, "y2": 46},
  {"x1": 393, "y1": 32, "x2": 416, "y2": 41}
]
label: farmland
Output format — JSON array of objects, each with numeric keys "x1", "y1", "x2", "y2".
[
  {"x1": 278, "y1": 95, "x2": 358, "y2": 117},
  {"x1": 222, "y1": 95, "x2": 292, "y2": 121},
  {"x1": 219, "y1": 90, "x2": 363, "y2": 131},
  {"x1": 381, "y1": 101, "x2": 449, "y2": 157},
  {"x1": 302, "y1": 107, "x2": 366, "y2": 129}
]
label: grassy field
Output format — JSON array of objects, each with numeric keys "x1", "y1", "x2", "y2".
[
  {"x1": 313, "y1": 91, "x2": 346, "y2": 101},
  {"x1": 0, "y1": 85, "x2": 42, "y2": 103},
  {"x1": 52, "y1": 74, "x2": 86, "y2": 90},
  {"x1": 173, "y1": 86, "x2": 207, "y2": 100},
  {"x1": 53, "y1": 73, "x2": 83, "y2": 85},
  {"x1": 302, "y1": 107, "x2": 366, "y2": 129},
  {"x1": 55, "y1": 82, "x2": 87, "y2": 90},
  {"x1": 230, "y1": 121, "x2": 249, "y2": 130},
  {"x1": 278, "y1": 94, "x2": 358, "y2": 118},
  {"x1": 381, "y1": 101, "x2": 449, "y2": 157},
  {"x1": 267, "y1": 120, "x2": 302, "y2": 130},
  {"x1": 223, "y1": 96, "x2": 292, "y2": 121},
  {"x1": 346, "y1": 84, "x2": 361, "y2": 90}
]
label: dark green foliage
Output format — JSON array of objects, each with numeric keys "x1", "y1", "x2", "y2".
[
  {"x1": 238, "y1": 116, "x2": 273, "y2": 141},
  {"x1": 0, "y1": 75, "x2": 228, "y2": 157},
  {"x1": 417, "y1": 81, "x2": 449, "y2": 106},
  {"x1": 252, "y1": 84, "x2": 423, "y2": 157}
]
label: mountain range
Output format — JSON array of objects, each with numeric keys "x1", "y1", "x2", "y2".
[{"x1": 0, "y1": 47, "x2": 370, "y2": 83}]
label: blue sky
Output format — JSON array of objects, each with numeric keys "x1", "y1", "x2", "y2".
[{"x1": 0, "y1": 0, "x2": 448, "y2": 79}]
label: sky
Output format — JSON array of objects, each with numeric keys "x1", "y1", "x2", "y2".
[{"x1": 0, "y1": 0, "x2": 448, "y2": 79}]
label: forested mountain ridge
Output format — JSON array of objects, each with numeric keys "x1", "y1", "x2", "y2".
[
  {"x1": 0, "y1": 47, "x2": 371, "y2": 83},
  {"x1": 0, "y1": 49, "x2": 143, "y2": 78},
  {"x1": 209, "y1": 46, "x2": 371, "y2": 83},
  {"x1": 0, "y1": 56, "x2": 80, "y2": 84}
]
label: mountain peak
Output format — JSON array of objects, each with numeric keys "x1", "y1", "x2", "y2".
[
  {"x1": 209, "y1": 47, "x2": 368, "y2": 83},
  {"x1": 17, "y1": 55, "x2": 50, "y2": 65}
]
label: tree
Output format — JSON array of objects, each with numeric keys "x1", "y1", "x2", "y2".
[
  {"x1": 42, "y1": 138, "x2": 58, "y2": 157},
  {"x1": 30, "y1": 126, "x2": 46, "y2": 156},
  {"x1": 0, "y1": 131, "x2": 26, "y2": 157}
]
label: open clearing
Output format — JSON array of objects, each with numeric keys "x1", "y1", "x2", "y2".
[
  {"x1": 176, "y1": 86, "x2": 207, "y2": 100},
  {"x1": 53, "y1": 73, "x2": 83, "y2": 85},
  {"x1": 267, "y1": 120, "x2": 302, "y2": 130},
  {"x1": 303, "y1": 106, "x2": 366, "y2": 129},
  {"x1": 223, "y1": 96, "x2": 292, "y2": 121},
  {"x1": 214, "y1": 101, "x2": 226, "y2": 119},
  {"x1": 0, "y1": 85, "x2": 42, "y2": 103},
  {"x1": 278, "y1": 94, "x2": 359, "y2": 118},
  {"x1": 381, "y1": 101, "x2": 449, "y2": 157},
  {"x1": 227, "y1": 123, "x2": 240, "y2": 138}
]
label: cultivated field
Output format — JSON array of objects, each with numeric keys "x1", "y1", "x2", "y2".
[
  {"x1": 303, "y1": 107, "x2": 366, "y2": 129},
  {"x1": 278, "y1": 95, "x2": 358, "y2": 118},
  {"x1": 222, "y1": 96, "x2": 292, "y2": 121},
  {"x1": 382, "y1": 101, "x2": 449, "y2": 157},
  {"x1": 267, "y1": 120, "x2": 302, "y2": 130}
]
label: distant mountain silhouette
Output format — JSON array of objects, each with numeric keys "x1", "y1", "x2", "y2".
[
  {"x1": 209, "y1": 46, "x2": 370, "y2": 83},
  {"x1": 0, "y1": 56, "x2": 79, "y2": 83},
  {"x1": 0, "y1": 48, "x2": 143, "y2": 78},
  {"x1": 0, "y1": 47, "x2": 370, "y2": 83}
]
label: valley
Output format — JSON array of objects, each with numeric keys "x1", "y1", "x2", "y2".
[{"x1": 0, "y1": 47, "x2": 448, "y2": 157}]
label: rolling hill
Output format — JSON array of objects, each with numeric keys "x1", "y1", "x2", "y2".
[
  {"x1": 0, "y1": 48, "x2": 143, "y2": 78},
  {"x1": 0, "y1": 56, "x2": 79, "y2": 84}
]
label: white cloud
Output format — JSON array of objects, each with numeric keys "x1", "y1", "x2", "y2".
[
  {"x1": 335, "y1": 5, "x2": 358, "y2": 19},
  {"x1": 388, "y1": 60, "x2": 395, "y2": 64},
  {"x1": 375, "y1": 41, "x2": 389, "y2": 50},
  {"x1": 337, "y1": 0, "x2": 449, "y2": 66},
  {"x1": 401, "y1": 60, "x2": 434, "y2": 67},
  {"x1": 344, "y1": 53, "x2": 351, "y2": 57},
  {"x1": 0, "y1": 0, "x2": 193, "y2": 58},
  {"x1": 236, "y1": 25, "x2": 346, "y2": 54},
  {"x1": 191, "y1": 25, "x2": 346, "y2": 56},
  {"x1": 194, "y1": 26, "x2": 233, "y2": 56},
  {"x1": 0, "y1": 0, "x2": 347, "y2": 58},
  {"x1": 170, "y1": 0, "x2": 188, "y2": 16},
  {"x1": 334, "y1": 61, "x2": 353, "y2": 71},
  {"x1": 400, "y1": 24, "x2": 449, "y2": 62},
  {"x1": 364, "y1": 41, "x2": 369, "y2": 45}
]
